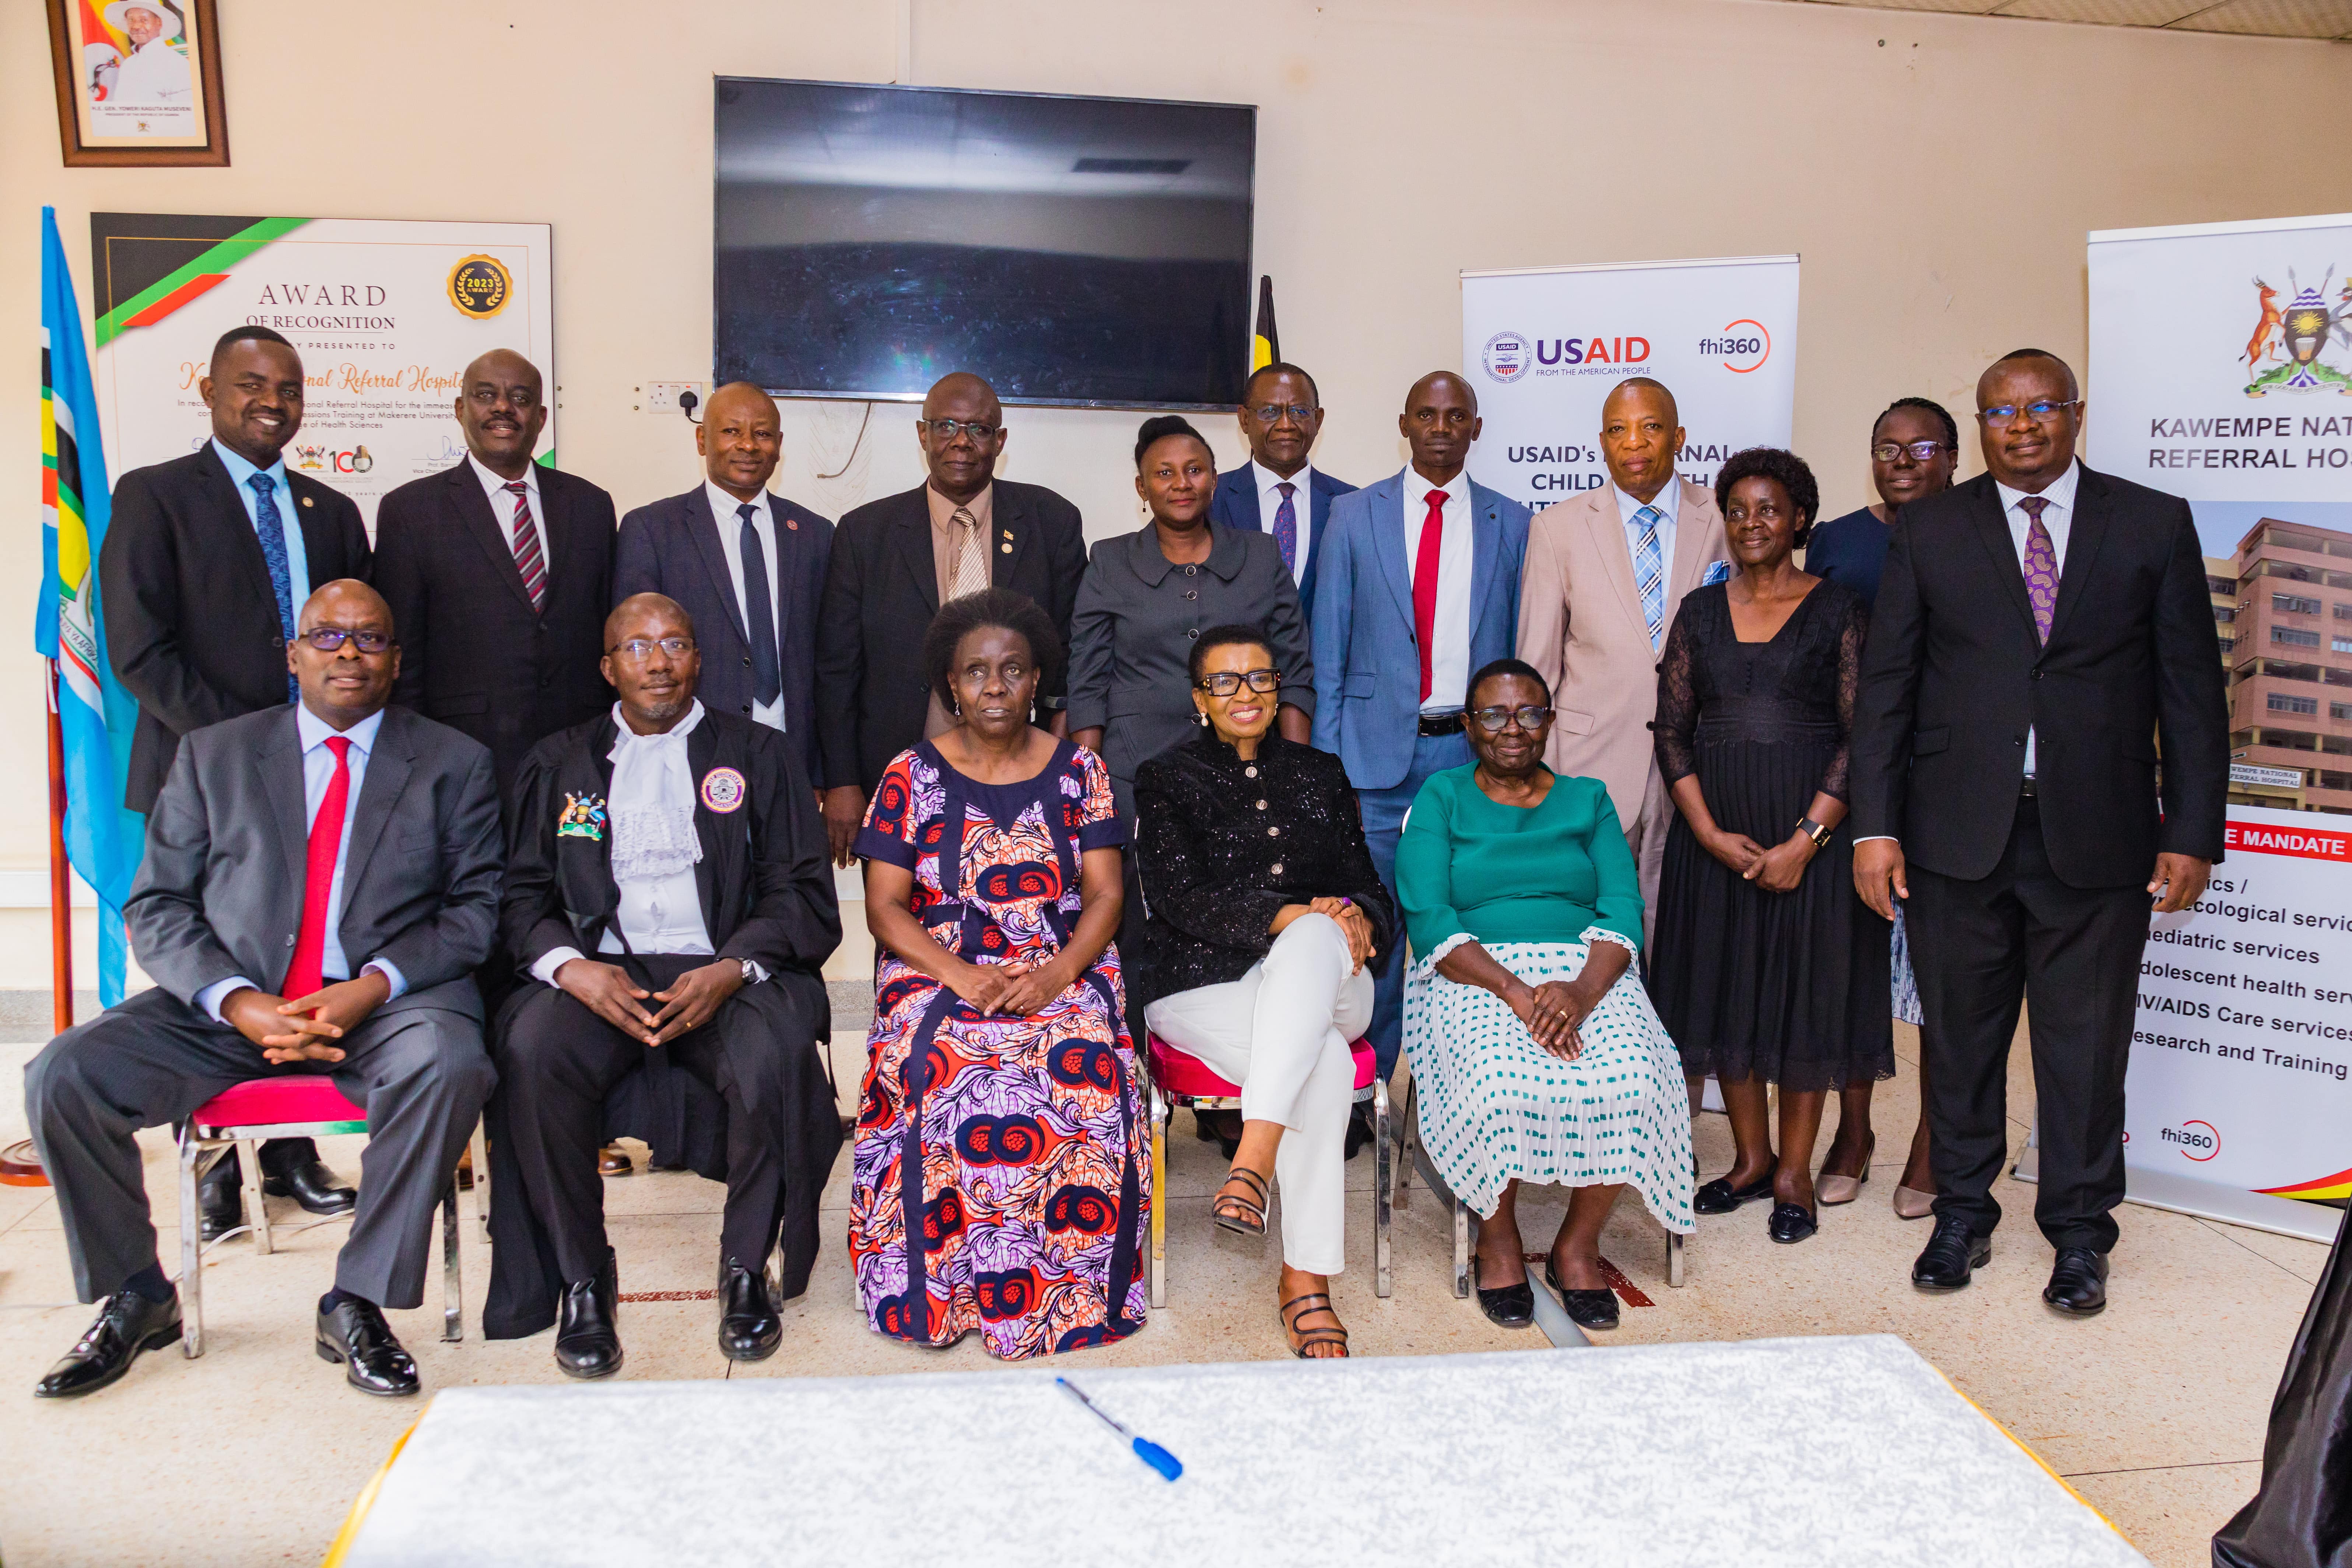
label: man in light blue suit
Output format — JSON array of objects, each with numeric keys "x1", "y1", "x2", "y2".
[
  {"x1": 1209, "y1": 362, "x2": 1358, "y2": 617},
  {"x1": 1312, "y1": 371, "x2": 1531, "y2": 1091}
]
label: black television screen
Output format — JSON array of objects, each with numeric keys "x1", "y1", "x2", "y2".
[{"x1": 714, "y1": 77, "x2": 1254, "y2": 410}]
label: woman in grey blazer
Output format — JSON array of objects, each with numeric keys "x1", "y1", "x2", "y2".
[{"x1": 1069, "y1": 416, "x2": 1315, "y2": 824}]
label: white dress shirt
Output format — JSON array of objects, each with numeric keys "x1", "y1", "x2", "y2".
[
  {"x1": 705, "y1": 481, "x2": 786, "y2": 732},
  {"x1": 1254, "y1": 460, "x2": 1315, "y2": 586},
  {"x1": 1995, "y1": 458, "x2": 2079, "y2": 781},
  {"x1": 529, "y1": 701, "x2": 767, "y2": 988},
  {"x1": 113, "y1": 36, "x2": 193, "y2": 109},
  {"x1": 197, "y1": 706, "x2": 407, "y2": 1021},
  {"x1": 211, "y1": 438, "x2": 310, "y2": 618},
  {"x1": 469, "y1": 452, "x2": 541, "y2": 553},
  {"x1": 1615, "y1": 474, "x2": 1681, "y2": 593},
  {"x1": 1401, "y1": 466, "x2": 1475, "y2": 713}
]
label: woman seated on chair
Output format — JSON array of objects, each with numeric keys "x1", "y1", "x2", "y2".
[
  {"x1": 1397, "y1": 659, "x2": 1695, "y2": 1333},
  {"x1": 1134, "y1": 626, "x2": 1393, "y2": 1359}
]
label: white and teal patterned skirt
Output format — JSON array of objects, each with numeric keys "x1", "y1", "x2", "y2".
[{"x1": 1403, "y1": 939, "x2": 1696, "y2": 1232}]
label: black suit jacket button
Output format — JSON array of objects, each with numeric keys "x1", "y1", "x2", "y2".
[
  {"x1": 742, "y1": 704, "x2": 751, "y2": 713},
  {"x1": 2031, "y1": 670, "x2": 2043, "y2": 680},
  {"x1": 743, "y1": 656, "x2": 753, "y2": 668},
  {"x1": 540, "y1": 675, "x2": 553, "y2": 688}
]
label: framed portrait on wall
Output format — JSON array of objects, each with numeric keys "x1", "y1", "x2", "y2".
[{"x1": 45, "y1": 0, "x2": 229, "y2": 167}]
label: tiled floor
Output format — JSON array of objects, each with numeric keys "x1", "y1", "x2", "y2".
[{"x1": 0, "y1": 1020, "x2": 2327, "y2": 1565}]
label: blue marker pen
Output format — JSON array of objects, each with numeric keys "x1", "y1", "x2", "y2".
[{"x1": 1056, "y1": 1377, "x2": 1183, "y2": 1482}]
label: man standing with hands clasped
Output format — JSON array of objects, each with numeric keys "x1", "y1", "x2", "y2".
[{"x1": 1849, "y1": 348, "x2": 2228, "y2": 1317}]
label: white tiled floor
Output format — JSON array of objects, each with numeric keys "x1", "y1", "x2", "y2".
[{"x1": 0, "y1": 1021, "x2": 2327, "y2": 1565}]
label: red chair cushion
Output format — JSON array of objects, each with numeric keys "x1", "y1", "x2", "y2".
[
  {"x1": 191, "y1": 1076, "x2": 367, "y2": 1133},
  {"x1": 1147, "y1": 1034, "x2": 1376, "y2": 1097}
]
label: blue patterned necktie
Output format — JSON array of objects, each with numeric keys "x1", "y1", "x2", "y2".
[
  {"x1": 249, "y1": 472, "x2": 299, "y2": 702},
  {"x1": 1272, "y1": 481, "x2": 1298, "y2": 579},
  {"x1": 1633, "y1": 504, "x2": 1666, "y2": 651}
]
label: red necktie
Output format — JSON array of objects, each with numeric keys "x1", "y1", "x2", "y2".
[
  {"x1": 1413, "y1": 489, "x2": 1448, "y2": 703},
  {"x1": 505, "y1": 480, "x2": 547, "y2": 611},
  {"x1": 283, "y1": 736, "x2": 352, "y2": 1001}
]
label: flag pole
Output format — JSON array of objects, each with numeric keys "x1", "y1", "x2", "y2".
[{"x1": 46, "y1": 657, "x2": 72, "y2": 1035}]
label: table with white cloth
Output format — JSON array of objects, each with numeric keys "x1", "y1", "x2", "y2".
[{"x1": 334, "y1": 1334, "x2": 2145, "y2": 1568}]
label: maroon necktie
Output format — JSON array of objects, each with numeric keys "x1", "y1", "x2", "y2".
[
  {"x1": 2018, "y1": 495, "x2": 2058, "y2": 645},
  {"x1": 505, "y1": 480, "x2": 547, "y2": 611},
  {"x1": 283, "y1": 736, "x2": 351, "y2": 1002},
  {"x1": 1413, "y1": 490, "x2": 1447, "y2": 703}
]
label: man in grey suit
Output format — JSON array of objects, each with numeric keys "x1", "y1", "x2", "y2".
[{"x1": 26, "y1": 580, "x2": 502, "y2": 1401}]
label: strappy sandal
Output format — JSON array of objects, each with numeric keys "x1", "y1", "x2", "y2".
[
  {"x1": 1278, "y1": 1292, "x2": 1350, "y2": 1359},
  {"x1": 1211, "y1": 1166, "x2": 1270, "y2": 1237}
]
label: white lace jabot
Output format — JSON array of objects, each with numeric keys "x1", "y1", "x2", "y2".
[{"x1": 607, "y1": 700, "x2": 705, "y2": 885}]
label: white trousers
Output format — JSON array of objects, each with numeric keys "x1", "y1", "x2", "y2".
[{"x1": 1144, "y1": 914, "x2": 1373, "y2": 1275}]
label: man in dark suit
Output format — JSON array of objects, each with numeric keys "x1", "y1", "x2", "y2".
[
  {"x1": 613, "y1": 382, "x2": 833, "y2": 784},
  {"x1": 1209, "y1": 361, "x2": 1357, "y2": 615},
  {"x1": 27, "y1": 580, "x2": 503, "y2": 1400},
  {"x1": 1850, "y1": 348, "x2": 2229, "y2": 1317},
  {"x1": 486, "y1": 595, "x2": 841, "y2": 1377},
  {"x1": 815, "y1": 371, "x2": 1086, "y2": 863},
  {"x1": 373, "y1": 349, "x2": 617, "y2": 795},
  {"x1": 101, "y1": 323, "x2": 371, "y2": 1228}
]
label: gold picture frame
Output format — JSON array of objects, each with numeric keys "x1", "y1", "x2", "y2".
[{"x1": 46, "y1": 0, "x2": 229, "y2": 168}]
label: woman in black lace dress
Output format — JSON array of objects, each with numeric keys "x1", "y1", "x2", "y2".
[{"x1": 1650, "y1": 448, "x2": 1891, "y2": 1245}]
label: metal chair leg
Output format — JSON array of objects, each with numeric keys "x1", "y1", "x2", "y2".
[
  {"x1": 1668, "y1": 1229, "x2": 1686, "y2": 1288},
  {"x1": 1394, "y1": 1077, "x2": 1414, "y2": 1211},
  {"x1": 1372, "y1": 1077, "x2": 1392, "y2": 1299},
  {"x1": 240, "y1": 1136, "x2": 271, "y2": 1256},
  {"x1": 179, "y1": 1127, "x2": 205, "y2": 1358},
  {"x1": 1452, "y1": 1193, "x2": 1470, "y2": 1299},
  {"x1": 1148, "y1": 1085, "x2": 1167, "y2": 1310},
  {"x1": 441, "y1": 1176, "x2": 463, "y2": 1342},
  {"x1": 469, "y1": 1118, "x2": 490, "y2": 1242}
]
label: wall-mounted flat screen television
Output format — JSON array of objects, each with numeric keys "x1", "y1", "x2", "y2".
[{"x1": 714, "y1": 77, "x2": 1255, "y2": 410}]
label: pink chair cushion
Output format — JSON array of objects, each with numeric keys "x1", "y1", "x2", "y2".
[
  {"x1": 191, "y1": 1076, "x2": 367, "y2": 1133},
  {"x1": 1147, "y1": 1034, "x2": 1375, "y2": 1098}
]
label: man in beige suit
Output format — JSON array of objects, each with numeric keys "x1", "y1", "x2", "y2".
[{"x1": 1518, "y1": 377, "x2": 1731, "y2": 936}]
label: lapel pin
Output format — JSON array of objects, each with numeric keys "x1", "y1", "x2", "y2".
[
  {"x1": 787, "y1": 518, "x2": 799, "y2": 530},
  {"x1": 1000, "y1": 542, "x2": 1013, "y2": 553},
  {"x1": 301, "y1": 496, "x2": 313, "y2": 508}
]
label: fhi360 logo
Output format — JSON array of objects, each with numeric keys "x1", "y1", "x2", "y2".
[
  {"x1": 1697, "y1": 319, "x2": 1772, "y2": 374},
  {"x1": 2158, "y1": 1119, "x2": 2220, "y2": 1161}
]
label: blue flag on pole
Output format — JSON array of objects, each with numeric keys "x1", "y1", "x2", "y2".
[{"x1": 38, "y1": 206, "x2": 142, "y2": 1008}]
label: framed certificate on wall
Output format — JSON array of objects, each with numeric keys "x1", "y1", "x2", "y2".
[{"x1": 45, "y1": 0, "x2": 229, "y2": 167}]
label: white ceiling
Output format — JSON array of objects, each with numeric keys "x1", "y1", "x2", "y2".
[{"x1": 1766, "y1": 0, "x2": 2352, "y2": 38}]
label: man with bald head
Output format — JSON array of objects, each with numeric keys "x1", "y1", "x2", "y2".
[
  {"x1": 1518, "y1": 376, "x2": 1731, "y2": 931},
  {"x1": 614, "y1": 381, "x2": 834, "y2": 785},
  {"x1": 375, "y1": 348, "x2": 618, "y2": 793},
  {"x1": 486, "y1": 594, "x2": 841, "y2": 1374},
  {"x1": 102, "y1": 323, "x2": 375, "y2": 1225},
  {"x1": 28, "y1": 580, "x2": 503, "y2": 1400},
  {"x1": 1312, "y1": 372, "x2": 1531, "y2": 1088},
  {"x1": 815, "y1": 371, "x2": 1087, "y2": 863}
]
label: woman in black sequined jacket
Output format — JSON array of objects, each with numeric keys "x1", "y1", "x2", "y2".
[{"x1": 1133, "y1": 626, "x2": 1394, "y2": 1359}]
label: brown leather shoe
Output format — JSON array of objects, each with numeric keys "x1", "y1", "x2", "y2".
[{"x1": 599, "y1": 1144, "x2": 633, "y2": 1178}]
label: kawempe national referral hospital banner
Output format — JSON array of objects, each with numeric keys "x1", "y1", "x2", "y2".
[
  {"x1": 90, "y1": 214, "x2": 554, "y2": 531},
  {"x1": 1460, "y1": 254, "x2": 1799, "y2": 509}
]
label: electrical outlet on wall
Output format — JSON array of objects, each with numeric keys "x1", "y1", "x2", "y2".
[{"x1": 638, "y1": 381, "x2": 706, "y2": 414}]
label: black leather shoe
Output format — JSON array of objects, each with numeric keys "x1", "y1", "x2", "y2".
[
  {"x1": 555, "y1": 1251, "x2": 622, "y2": 1379},
  {"x1": 315, "y1": 1296, "x2": 419, "y2": 1397},
  {"x1": 1692, "y1": 1168, "x2": 1776, "y2": 1215},
  {"x1": 2043, "y1": 1247, "x2": 2110, "y2": 1317},
  {"x1": 1343, "y1": 1102, "x2": 1375, "y2": 1161},
  {"x1": 197, "y1": 1158, "x2": 242, "y2": 1241},
  {"x1": 1545, "y1": 1259, "x2": 1620, "y2": 1330},
  {"x1": 1193, "y1": 1109, "x2": 1241, "y2": 1161},
  {"x1": 718, "y1": 1256, "x2": 784, "y2": 1361},
  {"x1": 1911, "y1": 1215, "x2": 1991, "y2": 1292},
  {"x1": 1767, "y1": 1203, "x2": 1819, "y2": 1244},
  {"x1": 263, "y1": 1158, "x2": 357, "y2": 1216},
  {"x1": 1472, "y1": 1256, "x2": 1535, "y2": 1329},
  {"x1": 35, "y1": 1288, "x2": 182, "y2": 1399}
]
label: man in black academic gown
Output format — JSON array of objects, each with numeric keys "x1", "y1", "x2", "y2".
[{"x1": 483, "y1": 594, "x2": 842, "y2": 1375}]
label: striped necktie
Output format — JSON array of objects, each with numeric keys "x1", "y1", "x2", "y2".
[
  {"x1": 1633, "y1": 504, "x2": 1666, "y2": 650},
  {"x1": 504, "y1": 480, "x2": 546, "y2": 611}
]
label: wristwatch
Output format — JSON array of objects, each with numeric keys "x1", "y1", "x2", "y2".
[
  {"x1": 736, "y1": 957, "x2": 765, "y2": 985},
  {"x1": 1797, "y1": 816, "x2": 1832, "y2": 849}
]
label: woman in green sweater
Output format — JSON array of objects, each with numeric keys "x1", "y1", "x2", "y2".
[{"x1": 1398, "y1": 659, "x2": 1695, "y2": 1331}]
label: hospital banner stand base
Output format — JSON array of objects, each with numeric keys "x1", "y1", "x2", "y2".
[{"x1": 2010, "y1": 1118, "x2": 2341, "y2": 1244}]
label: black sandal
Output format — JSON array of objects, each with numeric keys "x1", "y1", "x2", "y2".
[
  {"x1": 1212, "y1": 1166, "x2": 1270, "y2": 1237},
  {"x1": 1278, "y1": 1291, "x2": 1350, "y2": 1358}
]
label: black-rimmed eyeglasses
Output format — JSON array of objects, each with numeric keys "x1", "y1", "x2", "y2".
[
  {"x1": 1246, "y1": 404, "x2": 1315, "y2": 425},
  {"x1": 1977, "y1": 400, "x2": 2081, "y2": 425},
  {"x1": 920, "y1": 417, "x2": 1000, "y2": 442},
  {"x1": 609, "y1": 636, "x2": 694, "y2": 660},
  {"x1": 299, "y1": 626, "x2": 390, "y2": 653},
  {"x1": 1871, "y1": 440, "x2": 1949, "y2": 463},
  {"x1": 1197, "y1": 669, "x2": 1281, "y2": 697},
  {"x1": 1471, "y1": 704, "x2": 1552, "y2": 733}
]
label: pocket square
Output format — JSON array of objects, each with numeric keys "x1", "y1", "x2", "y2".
[{"x1": 1702, "y1": 560, "x2": 1733, "y2": 585}]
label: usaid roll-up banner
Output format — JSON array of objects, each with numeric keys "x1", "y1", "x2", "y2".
[
  {"x1": 1460, "y1": 255, "x2": 1800, "y2": 509},
  {"x1": 90, "y1": 214, "x2": 555, "y2": 531}
]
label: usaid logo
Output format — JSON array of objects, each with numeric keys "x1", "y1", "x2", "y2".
[
  {"x1": 2159, "y1": 1119, "x2": 2220, "y2": 1161},
  {"x1": 1482, "y1": 331, "x2": 1531, "y2": 383}
]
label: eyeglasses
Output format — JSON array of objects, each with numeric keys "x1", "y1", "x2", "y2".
[
  {"x1": 1871, "y1": 440, "x2": 1949, "y2": 463},
  {"x1": 920, "y1": 417, "x2": 1000, "y2": 442},
  {"x1": 609, "y1": 636, "x2": 694, "y2": 660},
  {"x1": 1471, "y1": 704, "x2": 1553, "y2": 733},
  {"x1": 299, "y1": 626, "x2": 390, "y2": 653},
  {"x1": 1197, "y1": 669, "x2": 1281, "y2": 697},
  {"x1": 1977, "y1": 399, "x2": 2081, "y2": 425},
  {"x1": 1246, "y1": 404, "x2": 1315, "y2": 425}
]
